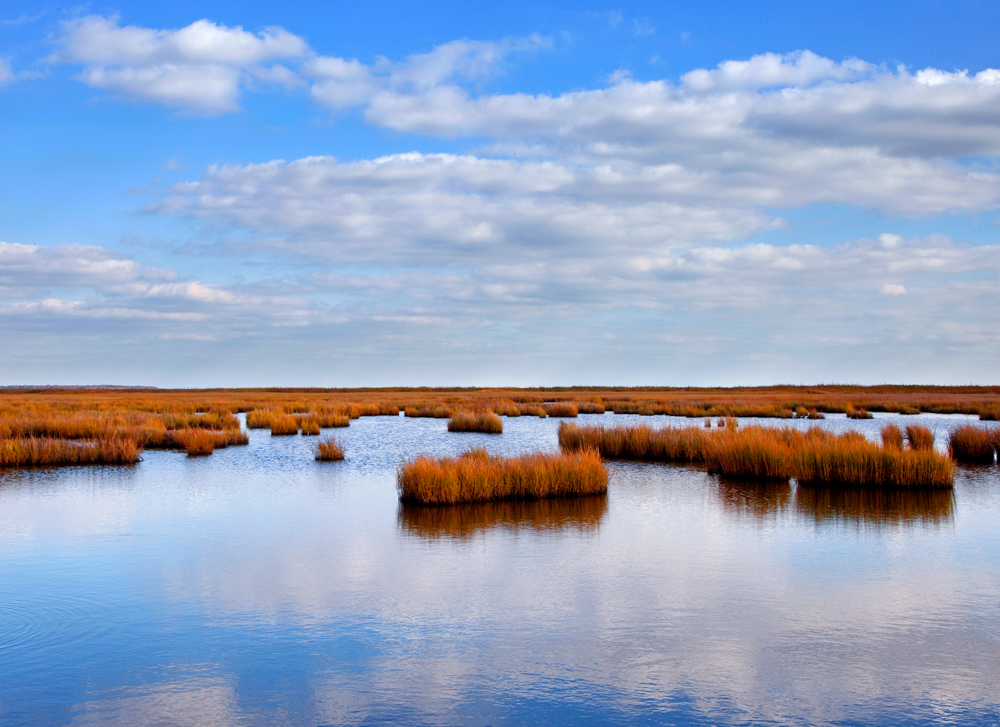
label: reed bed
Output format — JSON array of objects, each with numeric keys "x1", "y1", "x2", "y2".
[
  {"x1": 881, "y1": 424, "x2": 904, "y2": 450},
  {"x1": 544, "y1": 402, "x2": 579, "y2": 417},
  {"x1": 0, "y1": 437, "x2": 140, "y2": 467},
  {"x1": 948, "y1": 425, "x2": 997, "y2": 464},
  {"x1": 398, "y1": 447, "x2": 608, "y2": 505},
  {"x1": 315, "y1": 436, "x2": 345, "y2": 461},
  {"x1": 559, "y1": 423, "x2": 955, "y2": 488},
  {"x1": 906, "y1": 425, "x2": 935, "y2": 451},
  {"x1": 398, "y1": 495, "x2": 607, "y2": 539},
  {"x1": 298, "y1": 416, "x2": 321, "y2": 436},
  {"x1": 269, "y1": 415, "x2": 300, "y2": 436},
  {"x1": 447, "y1": 412, "x2": 503, "y2": 434},
  {"x1": 141, "y1": 427, "x2": 249, "y2": 452}
]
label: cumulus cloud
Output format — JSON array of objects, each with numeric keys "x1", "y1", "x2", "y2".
[
  {"x1": 52, "y1": 16, "x2": 307, "y2": 112},
  {"x1": 307, "y1": 35, "x2": 549, "y2": 109}
]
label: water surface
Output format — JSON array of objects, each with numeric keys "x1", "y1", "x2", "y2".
[{"x1": 1, "y1": 413, "x2": 998, "y2": 725}]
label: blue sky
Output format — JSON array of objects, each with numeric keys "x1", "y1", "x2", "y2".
[{"x1": 1, "y1": 1, "x2": 998, "y2": 386}]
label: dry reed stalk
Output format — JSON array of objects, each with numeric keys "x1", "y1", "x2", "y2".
[
  {"x1": 561, "y1": 422, "x2": 955, "y2": 487},
  {"x1": 397, "y1": 447, "x2": 608, "y2": 505},
  {"x1": 269, "y1": 415, "x2": 300, "y2": 436},
  {"x1": 0, "y1": 437, "x2": 140, "y2": 467},
  {"x1": 299, "y1": 416, "x2": 321, "y2": 436},
  {"x1": 447, "y1": 412, "x2": 503, "y2": 434},
  {"x1": 794, "y1": 438, "x2": 954, "y2": 488},
  {"x1": 544, "y1": 402, "x2": 579, "y2": 418},
  {"x1": 575, "y1": 400, "x2": 605, "y2": 414},
  {"x1": 246, "y1": 409, "x2": 276, "y2": 429},
  {"x1": 948, "y1": 425, "x2": 996, "y2": 464},
  {"x1": 315, "y1": 436, "x2": 345, "y2": 461},
  {"x1": 881, "y1": 424, "x2": 904, "y2": 450},
  {"x1": 906, "y1": 425, "x2": 935, "y2": 451},
  {"x1": 558, "y1": 422, "x2": 711, "y2": 462},
  {"x1": 705, "y1": 428, "x2": 796, "y2": 479}
]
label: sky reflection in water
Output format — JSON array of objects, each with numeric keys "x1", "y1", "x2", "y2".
[{"x1": 0, "y1": 413, "x2": 998, "y2": 725}]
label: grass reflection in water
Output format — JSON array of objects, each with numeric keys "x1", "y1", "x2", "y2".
[
  {"x1": 398, "y1": 495, "x2": 608, "y2": 540},
  {"x1": 717, "y1": 477, "x2": 955, "y2": 527},
  {"x1": 795, "y1": 486, "x2": 956, "y2": 527}
]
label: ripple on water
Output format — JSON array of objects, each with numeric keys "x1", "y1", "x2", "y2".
[{"x1": 0, "y1": 594, "x2": 107, "y2": 653}]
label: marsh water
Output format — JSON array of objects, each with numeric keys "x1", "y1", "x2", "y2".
[{"x1": 2, "y1": 413, "x2": 999, "y2": 726}]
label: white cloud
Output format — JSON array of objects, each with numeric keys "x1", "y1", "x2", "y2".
[
  {"x1": 681, "y1": 50, "x2": 871, "y2": 91},
  {"x1": 307, "y1": 35, "x2": 549, "y2": 109},
  {"x1": 0, "y1": 58, "x2": 14, "y2": 85},
  {"x1": 53, "y1": 16, "x2": 307, "y2": 112}
]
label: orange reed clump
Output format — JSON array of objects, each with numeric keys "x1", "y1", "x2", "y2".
[
  {"x1": 559, "y1": 422, "x2": 954, "y2": 488},
  {"x1": 269, "y1": 415, "x2": 300, "y2": 436},
  {"x1": 315, "y1": 436, "x2": 345, "y2": 461},
  {"x1": 398, "y1": 447, "x2": 608, "y2": 505},
  {"x1": 881, "y1": 424, "x2": 904, "y2": 450},
  {"x1": 448, "y1": 412, "x2": 503, "y2": 434},
  {"x1": 544, "y1": 402, "x2": 579, "y2": 418},
  {"x1": 948, "y1": 425, "x2": 996, "y2": 464},
  {"x1": 906, "y1": 425, "x2": 935, "y2": 451},
  {"x1": 0, "y1": 437, "x2": 140, "y2": 467}
]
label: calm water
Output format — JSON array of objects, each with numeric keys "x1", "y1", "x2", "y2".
[{"x1": 1, "y1": 413, "x2": 999, "y2": 726}]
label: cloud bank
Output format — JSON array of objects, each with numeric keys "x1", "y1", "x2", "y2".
[{"x1": 6, "y1": 17, "x2": 998, "y2": 383}]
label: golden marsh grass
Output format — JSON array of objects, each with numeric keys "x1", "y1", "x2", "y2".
[
  {"x1": 447, "y1": 412, "x2": 503, "y2": 434},
  {"x1": 948, "y1": 425, "x2": 997, "y2": 464},
  {"x1": 316, "y1": 436, "x2": 345, "y2": 461},
  {"x1": 397, "y1": 447, "x2": 608, "y2": 505},
  {"x1": 0, "y1": 437, "x2": 140, "y2": 467},
  {"x1": 559, "y1": 423, "x2": 955, "y2": 488}
]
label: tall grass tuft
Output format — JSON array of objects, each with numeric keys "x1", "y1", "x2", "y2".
[
  {"x1": 0, "y1": 437, "x2": 140, "y2": 467},
  {"x1": 299, "y1": 416, "x2": 321, "y2": 436},
  {"x1": 398, "y1": 447, "x2": 608, "y2": 505},
  {"x1": 881, "y1": 424, "x2": 904, "y2": 450},
  {"x1": 544, "y1": 402, "x2": 579, "y2": 418},
  {"x1": 558, "y1": 422, "x2": 710, "y2": 462},
  {"x1": 269, "y1": 415, "x2": 300, "y2": 436},
  {"x1": 448, "y1": 411, "x2": 503, "y2": 434},
  {"x1": 906, "y1": 425, "x2": 935, "y2": 451},
  {"x1": 315, "y1": 436, "x2": 345, "y2": 461},
  {"x1": 560, "y1": 422, "x2": 954, "y2": 488},
  {"x1": 948, "y1": 425, "x2": 996, "y2": 464},
  {"x1": 164, "y1": 428, "x2": 249, "y2": 456}
]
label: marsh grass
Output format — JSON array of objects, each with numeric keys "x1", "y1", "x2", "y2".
[
  {"x1": 398, "y1": 447, "x2": 608, "y2": 505},
  {"x1": 559, "y1": 422, "x2": 955, "y2": 488},
  {"x1": 316, "y1": 436, "x2": 345, "y2": 461},
  {"x1": 269, "y1": 415, "x2": 300, "y2": 436},
  {"x1": 906, "y1": 425, "x2": 935, "y2": 451},
  {"x1": 448, "y1": 411, "x2": 503, "y2": 433},
  {"x1": 0, "y1": 437, "x2": 140, "y2": 467},
  {"x1": 948, "y1": 425, "x2": 997, "y2": 464},
  {"x1": 881, "y1": 424, "x2": 904, "y2": 450},
  {"x1": 544, "y1": 402, "x2": 579, "y2": 418},
  {"x1": 298, "y1": 416, "x2": 321, "y2": 436},
  {"x1": 398, "y1": 495, "x2": 607, "y2": 539}
]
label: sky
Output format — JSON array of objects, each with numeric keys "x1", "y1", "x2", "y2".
[{"x1": 1, "y1": 0, "x2": 999, "y2": 387}]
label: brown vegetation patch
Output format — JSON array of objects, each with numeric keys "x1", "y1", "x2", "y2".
[{"x1": 397, "y1": 447, "x2": 608, "y2": 505}]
